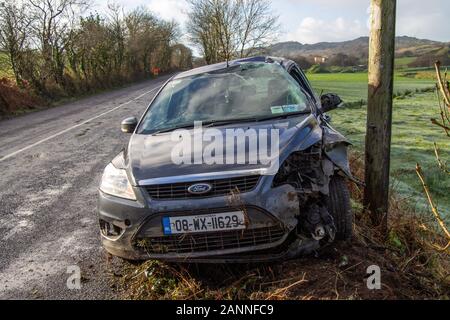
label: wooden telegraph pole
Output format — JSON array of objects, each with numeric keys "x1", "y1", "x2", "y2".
[{"x1": 364, "y1": 0, "x2": 396, "y2": 232}]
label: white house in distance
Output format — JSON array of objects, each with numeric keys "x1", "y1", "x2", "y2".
[{"x1": 313, "y1": 56, "x2": 327, "y2": 64}]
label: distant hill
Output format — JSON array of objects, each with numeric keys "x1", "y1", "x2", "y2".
[{"x1": 267, "y1": 36, "x2": 449, "y2": 60}]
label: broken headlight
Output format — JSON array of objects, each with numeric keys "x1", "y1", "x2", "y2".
[
  {"x1": 272, "y1": 145, "x2": 322, "y2": 190},
  {"x1": 100, "y1": 163, "x2": 136, "y2": 200}
]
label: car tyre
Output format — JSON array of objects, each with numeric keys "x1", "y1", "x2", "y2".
[{"x1": 327, "y1": 175, "x2": 352, "y2": 240}]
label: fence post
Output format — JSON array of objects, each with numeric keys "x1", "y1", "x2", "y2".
[{"x1": 364, "y1": 0, "x2": 396, "y2": 233}]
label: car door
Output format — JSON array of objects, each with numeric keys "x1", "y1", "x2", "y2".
[
  {"x1": 285, "y1": 63, "x2": 318, "y2": 115},
  {"x1": 287, "y1": 64, "x2": 316, "y2": 101}
]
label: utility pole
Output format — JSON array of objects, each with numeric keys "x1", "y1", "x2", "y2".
[{"x1": 364, "y1": 0, "x2": 396, "y2": 233}]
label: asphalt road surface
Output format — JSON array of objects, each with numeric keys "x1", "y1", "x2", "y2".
[{"x1": 0, "y1": 76, "x2": 170, "y2": 299}]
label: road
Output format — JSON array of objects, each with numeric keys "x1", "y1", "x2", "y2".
[{"x1": 0, "y1": 77, "x2": 169, "y2": 299}]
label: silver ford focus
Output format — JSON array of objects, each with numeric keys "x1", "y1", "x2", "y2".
[{"x1": 97, "y1": 56, "x2": 353, "y2": 262}]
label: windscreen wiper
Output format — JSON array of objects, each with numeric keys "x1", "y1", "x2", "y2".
[
  {"x1": 203, "y1": 113, "x2": 307, "y2": 127},
  {"x1": 150, "y1": 123, "x2": 197, "y2": 134},
  {"x1": 203, "y1": 117, "x2": 260, "y2": 127},
  {"x1": 151, "y1": 118, "x2": 260, "y2": 133},
  {"x1": 255, "y1": 111, "x2": 309, "y2": 122},
  {"x1": 150, "y1": 113, "x2": 307, "y2": 134}
]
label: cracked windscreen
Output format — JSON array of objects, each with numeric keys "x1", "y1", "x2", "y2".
[{"x1": 138, "y1": 62, "x2": 311, "y2": 134}]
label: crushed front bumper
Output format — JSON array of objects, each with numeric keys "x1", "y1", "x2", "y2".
[{"x1": 98, "y1": 175, "x2": 316, "y2": 262}]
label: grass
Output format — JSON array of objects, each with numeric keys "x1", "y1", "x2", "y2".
[
  {"x1": 307, "y1": 72, "x2": 435, "y2": 102},
  {"x1": 308, "y1": 72, "x2": 449, "y2": 219},
  {"x1": 395, "y1": 56, "x2": 416, "y2": 69}
]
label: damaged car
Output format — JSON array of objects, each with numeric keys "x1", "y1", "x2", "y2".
[{"x1": 98, "y1": 56, "x2": 354, "y2": 262}]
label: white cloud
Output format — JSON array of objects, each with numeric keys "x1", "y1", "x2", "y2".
[
  {"x1": 396, "y1": 3, "x2": 449, "y2": 41},
  {"x1": 285, "y1": 17, "x2": 368, "y2": 44},
  {"x1": 281, "y1": 0, "x2": 450, "y2": 44},
  {"x1": 94, "y1": 0, "x2": 189, "y2": 26},
  {"x1": 94, "y1": 0, "x2": 449, "y2": 44},
  {"x1": 146, "y1": 0, "x2": 189, "y2": 25}
]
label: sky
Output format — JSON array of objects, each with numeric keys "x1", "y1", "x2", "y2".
[{"x1": 95, "y1": 0, "x2": 450, "y2": 46}]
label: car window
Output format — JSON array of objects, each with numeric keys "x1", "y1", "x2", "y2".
[
  {"x1": 138, "y1": 62, "x2": 311, "y2": 134},
  {"x1": 289, "y1": 67, "x2": 315, "y2": 101}
]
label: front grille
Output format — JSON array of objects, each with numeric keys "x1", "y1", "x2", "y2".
[
  {"x1": 144, "y1": 175, "x2": 260, "y2": 200},
  {"x1": 135, "y1": 225, "x2": 285, "y2": 254}
]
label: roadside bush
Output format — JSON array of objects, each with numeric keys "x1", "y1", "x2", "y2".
[
  {"x1": 393, "y1": 86, "x2": 435, "y2": 100},
  {"x1": 344, "y1": 99, "x2": 366, "y2": 108},
  {"x1": 307, "y1": 64, "x2": 330, "y2": 74},
  {"x1": 0, "y1": 78, "x2": 44, "y2": 118},
  {"x1": 328, "y1": 66, "x2": 357, "y2": 73},
  {"x1": 288, "y1": 55, "x2": 313, "y2": 70},
  {"x1": 325, "y1": 53, "x2": 360, "y2": 67}
]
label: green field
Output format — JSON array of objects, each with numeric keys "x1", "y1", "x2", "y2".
[
  {"x1": 308, "y1": 72, "x2": 435, "y2": 102},
  {"x1": 395, "y1": 56, "x2": 416, "y2": 69},
  {"x1": 309, "y1": 72, "x2": 449, "y2": 219}
]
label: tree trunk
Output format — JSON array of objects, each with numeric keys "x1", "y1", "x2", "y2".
[{"x1": 364, "y1": 0, "x2": 396, "y2": 233}]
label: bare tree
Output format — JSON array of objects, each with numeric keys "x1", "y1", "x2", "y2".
[
  {"x1": 186, "y1": 0, "x2": 220, "y2": 64},
  {"x1": 0, "y1": 0, "x2": 191, "y2": 107},
  {"x1": 0, "y1": 0, "x2": 32, "y2": 86},
  {"x1": 125, "y1": 7, "x2": 179, "y2": 76},
  {"x1": 415, "y1": 61, "x2": 450, "y2": 252},
  {"x1": 171, "y1": 43, "x2": 193, "y2": 70},
  {"x1": 27, "y1": 0, "x2": 89, "y2": 92},
  {"x1": 107, "y1": 1, "x2": 126, "y2": 77},
  {"x1": 237, "y1": 0, "x2": 279, "y2": 58},
  {"x1": 187, "y1": 0, "x2": 278, "y2": 64}
]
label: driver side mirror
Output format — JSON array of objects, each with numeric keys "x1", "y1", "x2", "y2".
[
  {"x1": 121, "y1": 117, "x2": 138, "y2": 133},
  {"x1": 320, "y1": 93, "x2": 343, "y2": 113}
]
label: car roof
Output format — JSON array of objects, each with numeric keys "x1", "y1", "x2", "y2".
[{"x1": 173, "y1": 56, "x2": 294, "y2": 80}]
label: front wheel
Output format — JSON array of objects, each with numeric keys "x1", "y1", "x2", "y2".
[{"x1": 326, "y1": 175, "x2": 352, "y2": 240}]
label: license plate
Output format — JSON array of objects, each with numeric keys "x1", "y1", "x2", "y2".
[{"x1": 162, "y1": 211, "x2": 246, "y2": 235}]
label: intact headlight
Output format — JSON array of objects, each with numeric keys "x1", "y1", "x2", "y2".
[{"x1": 99, "y1": 163, "x2": 136, "y2": 200}]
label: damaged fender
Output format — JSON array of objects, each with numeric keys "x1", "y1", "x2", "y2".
[
  {"x1": 263, "y1": 184, "x2": 299, "y2": 229},
  {"x1": 322, "y1": 125, "x2": 355, "y2": 182}
]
